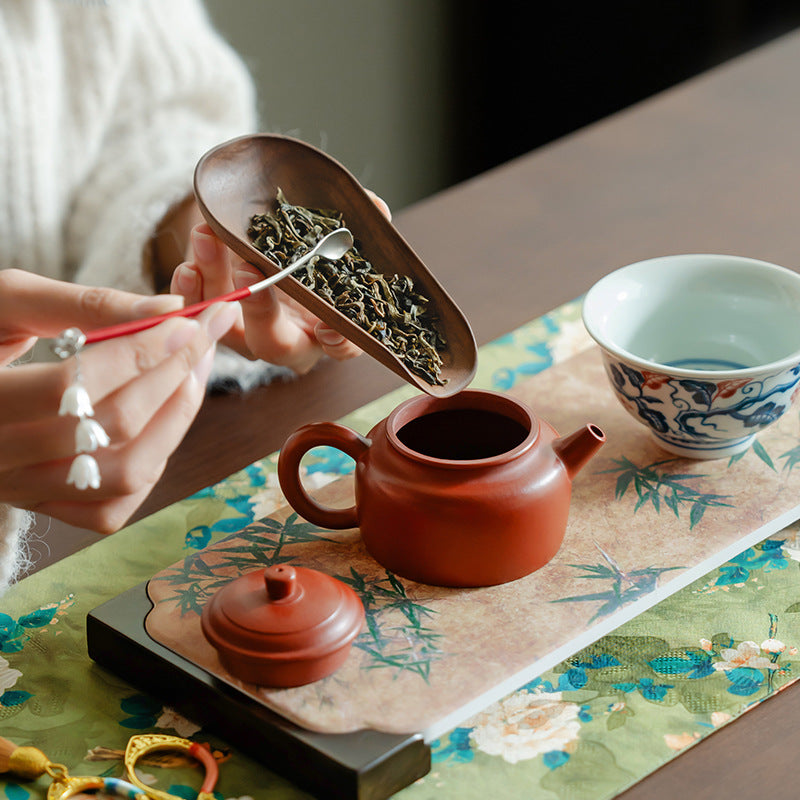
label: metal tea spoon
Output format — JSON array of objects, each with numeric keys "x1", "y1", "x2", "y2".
[{"x1": 54, "y1": 227, "x2": 354, "y2": 354}]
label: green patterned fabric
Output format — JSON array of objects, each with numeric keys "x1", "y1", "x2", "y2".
[{"x1": 3, "y1": 299, "x2": 799, "y2": 799}]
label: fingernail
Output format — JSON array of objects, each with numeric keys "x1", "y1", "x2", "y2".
[
  {"x1": 133, "y1": 294, "x2": 183, "y2": 316},
  {"x1": 192, "y1": 229, "x2": 218, "y2": 262},
  {"x1": 192, "y1": 347, "x2": 215, "y2": 384},
  {"x1": 317, "y1": 327, "x2": 346, "y2": 347},
  {"x1": 173, "y1": 264, "x2": 200, "y2": 297},
  {"x1": 233, "y1": 264, "x2": 261, "y2": 291},
  {"x1": 203, "y1": 302, "x2": 239, "y2": 340}
]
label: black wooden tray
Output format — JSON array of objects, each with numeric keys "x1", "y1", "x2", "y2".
[{"x1": 86, "y1": 581, "x2": 430, "y2": 800}]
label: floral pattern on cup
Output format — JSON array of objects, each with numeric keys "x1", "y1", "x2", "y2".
[{"x1": 602, "y1": 354, "x2": 800, "y2": 458}]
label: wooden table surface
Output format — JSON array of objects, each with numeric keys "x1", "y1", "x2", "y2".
[{"x1": 34, "y1": 29, "x2": 800, "y2": 799}]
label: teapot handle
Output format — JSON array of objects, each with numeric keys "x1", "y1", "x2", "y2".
[{"x1": 277, "y1": 421, "x2": 371, "y2": 529}]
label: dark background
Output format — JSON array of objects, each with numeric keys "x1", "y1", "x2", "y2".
[
  {"x1": 450, "y1": 1, "x2": 800, "y2": 181},
  {"x1": 205, "y1": 0, "x2": 800, "y2": 210}
]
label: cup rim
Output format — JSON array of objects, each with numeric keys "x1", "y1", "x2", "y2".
[{"x1": 582, "y1": 253, "x2": 800, "y2": 380}]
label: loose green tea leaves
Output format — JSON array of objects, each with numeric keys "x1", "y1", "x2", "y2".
[{"x1": 247, "y1": 188, "x2": 447, "y2": 385}]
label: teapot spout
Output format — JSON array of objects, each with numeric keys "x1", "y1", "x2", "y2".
[{"x1": 552, "y1": 424, "x2": 606, "y2": 479}]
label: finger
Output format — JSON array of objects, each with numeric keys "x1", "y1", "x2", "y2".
[
  {"x1": 0, "y1": 358, "x2": 217, "y2": 471},
  {"x1": 170, "y1": 262, "x2": 203, "y2": 306},
  {"x1": 315, "y1": 323, "x2": 362, "y2": 362},
  {"x1": 188, "y1": 224, "x2": 237, "y2": 298},
  {"x1": 365, "y1": 189, "x2": 392, "y2": 221},
  {"x1": 0, "y1": 415, "x2": 78, "y2": 472},
  {"x1": 92, "y1": 324, "x2": 220, "y2": 447},
  {"x1": 0, "y1": 304, "x2": 235, "y2": 424},
  {"x1": 177, "y1": 224, "x2": 248, "y2": 352},
  {"x1": 1, "y1": 324, "x2": 221, "y2": 526},
  {"x1": 0, "y1": 269, "x2": 182, "y2": 340},
  {"x1": 0, "y1": 303, "x2": 236, "y2": 480},
  {"x1": 32, "y1": 484, "x2": 152, "y2": 534},
  {"x1": 0, "y1": 318, "x2": 192, "y2": 425},
  {"x1": 25, "y1": 369, "x2": 210, "y2": 532},
  {"x1": 232, "y1": 264, "x2": 323, "y2": 372}
]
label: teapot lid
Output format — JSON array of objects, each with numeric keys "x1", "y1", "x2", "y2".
[{"x1": 201, "y1": 564, "x2": 364, "y2": 664}]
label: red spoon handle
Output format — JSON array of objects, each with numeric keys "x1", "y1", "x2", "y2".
[
  {"x1": 79, "y1": 227, "x2": 353, "y2": 347},
  {"x1": 83, "y1": 285, "x2": 253, "y2": 345}
]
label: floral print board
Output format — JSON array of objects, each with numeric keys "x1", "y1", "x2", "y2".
[{"x1": 145, "y1": 345, "x2": 800, "y2": 737}]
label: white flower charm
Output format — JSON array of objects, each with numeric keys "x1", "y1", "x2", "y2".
[
  {"x1": 67, "y1": 454, "x2": 101, "y2": 490},
  {"x1": 75, "y1": 417, "x2": 110, "y2": 453},
  {"x1": 58, "y1": 384, "x2": 94, "y2": 418},
  {"x1": 53, "y1": 346, "x2": 107, "y2": 491}
]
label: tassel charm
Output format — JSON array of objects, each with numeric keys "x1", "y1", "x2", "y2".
[{"x1": 0, "y1": 736, "x2": 50, "y2": 779}]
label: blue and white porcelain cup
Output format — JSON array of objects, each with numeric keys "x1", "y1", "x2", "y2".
[{"x1": 582, "y1": 254, "x2": 800, "y2": 459}]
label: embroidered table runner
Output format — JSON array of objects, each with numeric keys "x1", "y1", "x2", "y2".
[{"x1": 3, "y1": 299, "x2": 800, "y2": 799}]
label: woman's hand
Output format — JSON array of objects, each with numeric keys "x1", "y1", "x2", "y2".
[
  {"x1": 169, "y1": 191, "x2": 392, "y2": 375},
  {"x1": 0, "y1": 269, "x2": 237, "y2": 532},
  {"x1": 170, "y1": 225, "x2": 361, "y2": 374}
]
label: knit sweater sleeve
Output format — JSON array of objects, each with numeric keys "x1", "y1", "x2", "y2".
[
  {"x1": 0, "y1": 504, "x2": 34, "y2": 596},
  {"x1": 66, "y1": 0, "x2": 257, "y2": 295}
]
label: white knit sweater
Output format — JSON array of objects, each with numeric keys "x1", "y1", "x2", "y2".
[{"x1": 0, "y1": 0, "x2": 258, "y2": 593}]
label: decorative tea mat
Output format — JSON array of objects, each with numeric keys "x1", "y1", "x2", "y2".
[{"x1": 4, "y1": 299, "x2": 800, "y2": 799}]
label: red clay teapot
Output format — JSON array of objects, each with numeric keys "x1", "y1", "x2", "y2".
[{"x1": 278, "y1": 390, "x2": 605, "y2": 587}]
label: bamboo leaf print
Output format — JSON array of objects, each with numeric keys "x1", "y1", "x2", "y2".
[
  {"x1": 780, "y1": 443, "x2": 800, "y2": 474},
  {"x1": 339, "y1": 569, "x2": 443, "y2": 681},
  {"x1": 154, "y1": 513, "x2": 342, "y2": 612},
  {"x1": 663, "y1": 490, "x2": 680, "y2": 517},
  {"x1": 650, "y1": 491, "x2": 661, "y2": 513},
  {"x1": 728, "y1": 449, "x2": 748, "y2": 467},
  {"x1": 600, "y1": 456, "x2": 733, "y2": 529},
  {"x1": 689, "y1": 502, "x2": 706, "y2": 529},
  {"x1": 752, "y1": 439, "x2": 777, "y2": 471},
  {"x1": 615, "y1": 471, "x2": 634, "y2": 499},
  {"x1": 552, "y1": 541, "x2": 681, "y2": 622}
]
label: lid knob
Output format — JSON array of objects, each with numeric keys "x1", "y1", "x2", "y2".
[{"x1": 264, "y1": 564, "x2": 297, "y2": 601}]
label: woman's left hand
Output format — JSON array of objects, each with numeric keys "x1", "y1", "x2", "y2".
[
  {"x1": 170, "y1": 225, "x2": 362, "y2": 374},
  {"x1": 169, "y1": 190, "x2": 392, "y2": 375}
]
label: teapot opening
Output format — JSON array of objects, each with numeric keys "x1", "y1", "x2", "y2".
[{"x1": 396, "y1": 408, "x2": 530, "y2": 460}]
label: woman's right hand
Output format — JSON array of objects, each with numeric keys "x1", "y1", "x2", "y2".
[{"x1": 0, "y1": 269, "x2": 238, "y2": 532}]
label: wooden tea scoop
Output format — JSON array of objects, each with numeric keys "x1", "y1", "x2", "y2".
[
  {"x1": 61, "y1": 227, "x2": 353, "y2": 350},
  {"x1": 193, "y1": 133, "x2": 478, "y2": 397}
]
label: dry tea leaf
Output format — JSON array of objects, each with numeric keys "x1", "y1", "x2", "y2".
[{"x1": 248, "y1": 189, "x2": 446, "y2": 385}]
